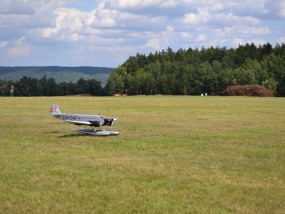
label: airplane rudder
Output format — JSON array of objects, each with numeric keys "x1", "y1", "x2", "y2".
[
  {"x1": 56, "y1": 105, "x2": 61, "y2": 114},
  {"x1": 49, "y1": 104, "x2": 61, "y2": 114},
  {"x1": 49, "y1": 104, "x2": 56, "y2": 113}
]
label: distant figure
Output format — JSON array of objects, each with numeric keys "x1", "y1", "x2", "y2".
[
  {"x1": 10, "y1": 85, "x2": 14, "y2": 96},
  {"x1": 201, "y1": 93, "x2": 204, "y2": 96},
  {"x1": 205, "y1": 93, "x2": 208, "y2": 96}
]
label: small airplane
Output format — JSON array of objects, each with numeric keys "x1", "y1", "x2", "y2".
[{"x1": 49, "y1": 104, "x2": 119, "y2": 136}]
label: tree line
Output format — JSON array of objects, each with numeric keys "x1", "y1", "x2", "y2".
[
  {"x1": 0, "y1": 76, "x2": 107, "y2": 96},
  {"x1": 106, "y1": 43, "x2": 285, "y2": 96},
  {"x1": 1, "y1": 43, "x2": 285, "y2": 97}
]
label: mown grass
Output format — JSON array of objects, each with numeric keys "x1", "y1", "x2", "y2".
[{"x1": 0, "y1": 96, "x2": 284, "y2": 213}]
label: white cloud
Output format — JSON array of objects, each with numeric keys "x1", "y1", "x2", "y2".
[
  {"x1": 143, "y1": 38, "x2": 161, "y2": 50},
  {"x1": 233, "y1": 38, "x2": 245, "y2": 46},
  {"x1": 0, "y1": 41, "x2": 8, "y2": 48},
  {"x1": 280, "y1": 0, "x2": 285, "y2": 17},
  {"x1": 166, "y1": 25, "x2": 174, "y2": 33},
  {"x1": 182, "y1": 8, "x2": 211, "y2": 25},
  {"x1": 215, "y1": 13, "x2": 260, "y2": 26},
  {"x1": 105, "y1": 0, "x2": 162, "y2": 9},
  {"x1": 179, "y1": 32, "x2": 193, "y2": 40},
  {"x1": 39, "y1": 6, "x2": 118, "y2": 42},
  {"x1": 0, "y1": 0, "x2": 34, "y2": 14},
  {"x1": 239, "y1": 0, "x2": 269, "y2": 15},
  {"x1": 6, "y1": 38, "x2": 30, "y2": 57},
  {"x1": 196, "y1": 34, "x2": 207, "y2": 43},
  {"x1": 0, "y1": 0, "x2": 284, "y2": 66},
  {"x1": 182, "y1": 7, "x2": 260, "y2": 26},
  {"x1": 238, "y1": 26, "x2": 270, "y2": 35}
]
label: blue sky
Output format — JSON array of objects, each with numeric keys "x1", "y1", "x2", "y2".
[{"x1": 0, "y1": 0, "x2": 284, "y2": 67}]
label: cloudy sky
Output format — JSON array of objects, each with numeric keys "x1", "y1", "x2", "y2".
[{"x1": 0, "y1": 0, "x2": 284, "y2": 67}]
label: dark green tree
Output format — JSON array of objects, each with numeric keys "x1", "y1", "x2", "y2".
[{"x1": 14, "y1": 76, "x2": 39, "y2": 96}]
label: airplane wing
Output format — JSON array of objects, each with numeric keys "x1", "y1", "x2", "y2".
[{"x1": 64, "y1": 120, "x2": 92, "y2": 126}]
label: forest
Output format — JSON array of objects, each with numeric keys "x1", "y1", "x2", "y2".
[
  {"x1": 0, "y1": 43, "x2": 285, "y2": 96},
  {"x1": 0, "y1": 76, "x2": 107, "y2": 96},
  {"x1": 107, "y1": 43, "x2": 285, "y2": 96}
]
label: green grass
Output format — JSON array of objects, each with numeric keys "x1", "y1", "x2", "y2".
[{"x1": 0, "y1": 96, "x2": 284, "y2": 213}]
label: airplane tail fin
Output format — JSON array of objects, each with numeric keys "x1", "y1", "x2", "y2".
[{"x1": 49, "y1": 104, "x2": 61, "y2": 117}]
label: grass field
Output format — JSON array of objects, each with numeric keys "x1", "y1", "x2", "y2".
[{"x1": 0, "y1": 96, "x2": 284, "y2": 213}]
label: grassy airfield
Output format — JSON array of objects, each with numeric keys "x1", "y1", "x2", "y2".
[{"x1": 0, "y1": 96, "x2": 284, "y2": 213}]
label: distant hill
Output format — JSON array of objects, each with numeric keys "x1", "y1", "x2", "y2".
[{"x1": 0, "y1": 66, "x2": 113, "y2": 85}]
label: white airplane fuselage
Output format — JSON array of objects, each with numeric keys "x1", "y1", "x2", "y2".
[{"x1": 49, "y1": 104, "x2": 119, "y2": 134}]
